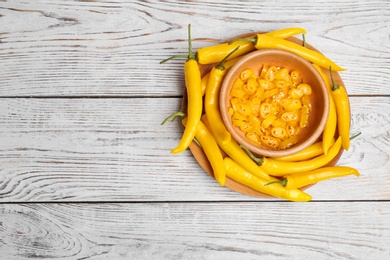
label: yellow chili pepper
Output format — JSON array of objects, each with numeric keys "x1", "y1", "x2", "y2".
[
  {"x1": 224, "y1": 157, "x2": 312, "y2": 202},
  {"x1": 182, "y1": 117, "x2": 226, "y2": 186},
  {"x1": 330, "y1": 66, "x2": 351, "y2": 150},
  {"x1": 201, "y1": 72, "x2": 210, "y2": 96},
  {"x1": 243, "y1": 137, "x2": 342, "y2": 176},
  {"x1": 205, "y1": 47, "x2": 240, "y2": 143},
  {"x1": 197, "y1": 40, "x2": 256, "y2": 65},
  {"x1": 197, "y1": 27, "x2": 308, "y2": 65},
  {"x1": 231, "y1": 34, "x2": 345, "y2": 71},
  {"x1": 169, "y1": 25, "x2": 203, "y2": 154},
  {"x1": 265, "y1": 166, "x2": 360, "y2": 189},
  {"x1": 313, "y1": 64, "x2": 337, "y2": 154},
  {"x1": 202, "y1": 115, "x2": 270, "y2": 180},
  {"x1": 265, "y1": 27, "x2": 307, "y2": 38},
  {"x1": 272, "y1": 138, "x2": 335, "y2": 162},
  {"x1": 201, "y1": 56, "x2": 241, "y2": 96}
]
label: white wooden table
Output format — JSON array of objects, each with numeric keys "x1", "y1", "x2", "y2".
[{"x1": 1, "y1": 1, "x2": 389, "y2": 259}]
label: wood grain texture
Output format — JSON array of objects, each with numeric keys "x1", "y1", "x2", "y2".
[
  {"x1": 1, "y1": 1, "x2": 389, "y2": 259},
  {"x1": 0, "y1": 97, "x2": 388, "y2": 202},
  {"x1": 0, "y1": 0, "x2": 389, "y2": 97},
  {"x1": 1, "y1": 202, "x2": 389, "y2": 259}
]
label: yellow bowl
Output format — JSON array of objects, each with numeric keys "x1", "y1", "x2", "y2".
[{"x1": 219, "y1": 49, "x2": 329, "y2": 157}]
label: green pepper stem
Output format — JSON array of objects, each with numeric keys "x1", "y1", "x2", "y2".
[
  {"x1": 264, "y1": 178, "x2": 288, "y2": 187},
  {"x1": 193, "y1": 137, "x2": 202, "y2": 148},
  {"x1": 161, "y1": 103, "x2": 188, "y2": 125},
  {"x1": 228, "y1": 35, "x2": 257, "y2": 46},
  {"x1": 159, "y1": 24, "x2": 196, "y2": 64},
  {"x1": 240, "y1": 145, "x2": 264, "y2": 166},
  {"x1": 350, "y1": 132, "x2": 362, "y2": 140},
  {"x1": 160, "y1": 54, "x2": 188, "y2": 64},
  {"x1": 329, "y1": 66, "x2": 340, "y2": 91},
  {"x1": 215, "y1": 46, "x2": 240, "y2": 71},
  {"x1": 302, "y1": 34, "x2": 306, "y2": 48},
  {"x1": 160, "y1": 111, "x2": 186, "y2": 125},
  {"x1": 187, "y1": 24, "x2": 195, "y2": 60}
]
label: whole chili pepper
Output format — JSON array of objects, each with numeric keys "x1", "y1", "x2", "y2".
[
  {"x1": 197, "y1": 27, "x2": 307, "y2": 65},
  {"x1": 330, "y1": 66, "x2": 351, "y2": 150},
  {"x1": 224, "y1": 157, "x2": 312, "y2": 202},
  {"x1": 265, "y1": 166, "x2": 360, "y2": 189},
  {"x1": 205, "y1": 46, "x2": 240, "y2": 143},
  {"x1": 242, "y1": 137, "x2": 342, "y2": 176},
  {"x1": 231, "y1": 34, "x2": 345, "y2": 71},
  {"x1": 182, "y1": 116, "x2": 226, "y2": 186},
  {"x1": 265, "y1": 27, "x2": 307, "y2": 38},
  {"x1": 202, "y1": 114, "x2": 270, "y2": 180},
  {"x1": 168, "y1": 24, "x2": 203, "y2": 154},
  {"x1": 197, "y1": 40, "x2": 256, "y2": 65},
  {"x1": 200, "y1": 72, "x2": 210, "y2": 96},
  {"x1": 313, "y1": 64, "x2": 337, "y2": 154},
  {"x1": 201, "y1": 56, "x2": 242, "y2": 96},
  {"x1": 272, "y1": 138, "x2": 335, "y2": 162}
]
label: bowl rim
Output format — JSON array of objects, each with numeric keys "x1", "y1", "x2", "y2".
[{"x1": 219, "y1": 48, "x2": 330, "y2": 157}]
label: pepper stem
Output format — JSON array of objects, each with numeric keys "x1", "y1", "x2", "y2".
[
  {"x1": 302, "y1": 34, "x2": 306, "y2": 48},
  {"x1": 161, "y1": 103, "x2": 188, "y2": 125},
  {"x1": 187, "y1": 24, "x2": 195, "y2": 60},
  {"x1": 160, "y1": 111, "x2": 186, "y2": 125},
  {"x1": 159, "y1": 24, "x2": 196, "y2": 64},
  {"x1": 240, "y1": 145, "x2": 264, "y2": 166},
  {"x1": 350, "y1": 132, "x2": 362, "y2": 140},
  {"x1": 215, "y1": 46, "x2": 240, "y2": 71},
  {"x1": 160, "y1": 54, "x2": 188, "y2": 64},
  {"x1": 264, "y1": 178, "x2": 288, "y2": 187},
  {"x1": 329, "y1": 66, "x2": 340, "y2": 91},
  {"x1": 228, "y1": 35, "x2": 257, "y2": 46}
]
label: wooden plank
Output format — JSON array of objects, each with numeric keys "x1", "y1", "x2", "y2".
[
  {"x1": 0, "y1": 0, "x2": 388, "y2": 97},
  {"x1": 0, "y1": 97, "x2": 388, "y2": 202},
  {"x1": 1, "y1": 202, "x2": 389, "y2": 259}
]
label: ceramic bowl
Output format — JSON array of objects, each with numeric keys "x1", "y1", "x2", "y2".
[{"x1": 219, "y1": 48, "x2": 329, "y2": 157}]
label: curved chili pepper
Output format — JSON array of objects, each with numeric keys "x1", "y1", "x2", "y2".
[
  {"x1": 243, "y1": 137, "x2": 342, "y2": 176},
  {"x1": 201, "y1": 56, "x2": 242, "y2": 96},
  {"x1": 265, "y1": 27, "x2": 307, "y2": 38},
  {"x1": 202, "y1": 115, "x2": 270, "y2": 180},
  {"x1": 330, "y1": 66, "x2": 351, "y2": 150},
  {"x1": 224, "y1": 157, "x2": 312, "y2": 202},
  {"x1": 265, "y1": 166, "x2": 360, "y2": 189},
  {"x1": 182, "y1": 116, "x2": 226, "y2": 186},
  {"x1": 231, "y1": 34, "x2": 345, "y2": 71},
  {"x1": 201, "y1": 72, "x2": 210, "y2": 96},
  {"x1": 272, "y1": 138, "x2": 335, "y2": 162},
  {"x1": 313, "y1": 64, "x2": 337, "y2": 154},
  {"x1": 197, "y1": 40, "x2": 256, "y2": 65},
  {"x1": 170, "y1": 24, "x2": 203, "y2": 154},
  {"x1": 205, "y1": 46, "x2": 240, "y2": 143},
  {"x1": 197, "y1": 27, "x2": 307, "y2": 65}
]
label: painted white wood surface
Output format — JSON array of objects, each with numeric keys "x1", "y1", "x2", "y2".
[
  {"x1": 1, "y1": 202, "x2": 390, "y2": 259},
  {"x1": 0, "y1": 0, "x2": 389, "y2": 259},
  {"x1": 0, "y1": 97, "x2": 388, "y2": 202}
]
